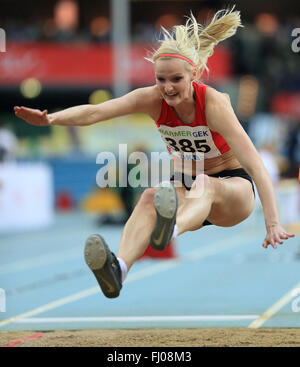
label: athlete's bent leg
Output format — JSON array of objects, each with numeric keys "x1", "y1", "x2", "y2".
[
  {"x1": 176, "y1": 174, "x2": 255, "y2": 235},
  {"x1": 205, "y1": 177, "x2": 255, "y2": 227}
]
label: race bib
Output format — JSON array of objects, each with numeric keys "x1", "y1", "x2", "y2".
[{"x1": 158, "y1": 125, "x2": 222, "y2": 160}]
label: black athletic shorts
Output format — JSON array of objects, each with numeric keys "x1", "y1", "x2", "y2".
[{"x1": 170, "y1": 168, "x2": 255, "y2": 227}]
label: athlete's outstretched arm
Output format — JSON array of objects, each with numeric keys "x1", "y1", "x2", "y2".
[
  {"x1": 205, "y1": 87, "x2": 295, "y2": 249},
  {"x1": 14, "y1": 87, "x2": 158, "y2": 127}
]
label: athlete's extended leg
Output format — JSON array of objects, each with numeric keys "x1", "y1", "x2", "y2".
[
  {"x1": 84, "y1": 188, "x2": 157, "y2": 298},
  {"x1": 117, "y1": 188, "x2": 157, "y2": 270},
  {"x1": 84, "y1": 185, "x2": 185, "y2": 298}
]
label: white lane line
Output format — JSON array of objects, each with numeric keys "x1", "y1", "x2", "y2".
[
  {"x1": 16, "y1": 315, "x2": 258, "y2": 323},
  {"x1": 0, "y1": 287, "x2": 99, "y2": 328},
  {"x1": 0, "y1": 232, "x2": 255, "y2": 329},
  {"x1": 248, "y1": 281, "x2": 300, "y2": 329}
]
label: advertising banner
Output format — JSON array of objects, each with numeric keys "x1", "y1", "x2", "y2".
[{"x1": 0, "y1": 43, "x2": 232, "y2": 86}]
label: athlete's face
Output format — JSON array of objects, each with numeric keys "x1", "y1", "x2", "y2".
[{"x1": 154, "y1": 58, "x2": 195, "y2": 106}]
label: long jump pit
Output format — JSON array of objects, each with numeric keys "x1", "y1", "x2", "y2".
[{"x1": 0, "y1": 328, "x2": 299, "y2": 347}]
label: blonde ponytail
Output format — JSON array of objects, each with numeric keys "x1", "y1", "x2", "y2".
[{"x1": 147, "y1": 7, "x2": 242, "y2": 78}]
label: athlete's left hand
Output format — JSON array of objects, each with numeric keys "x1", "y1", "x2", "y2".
[{"x1": 262, "y1": 224, "x2": 295, "y2": 249}]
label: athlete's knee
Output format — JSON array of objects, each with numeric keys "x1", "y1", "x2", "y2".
[
  {"x1": 138, "y1": 188, "x2": 156, "y2": 208},
  {"x1": 189, "y1": 174, "x2": 213, "y2": 197}
]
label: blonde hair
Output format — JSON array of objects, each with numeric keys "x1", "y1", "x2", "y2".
[{"x1": 147, "y1": 7, "x2": 242, "y2": 78}]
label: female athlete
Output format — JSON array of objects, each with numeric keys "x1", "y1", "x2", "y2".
[{"x1": 14, "y1": 8, "x2": 295, "y2": 298}]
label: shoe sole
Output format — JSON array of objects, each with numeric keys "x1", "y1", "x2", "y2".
[
  {"x1": 84, "y1": 234, "x2": 121, "y2": 298},
  {"x1": 150, "y1": 181, "x2": 177, "y2": 251},
  {"x1": 84, "y1": 234, "x2": 107, "y2": 270}
]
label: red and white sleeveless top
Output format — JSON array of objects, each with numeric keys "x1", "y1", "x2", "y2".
[{"x1": 155, "y1": 82, "x2": 231, "y2": 161}]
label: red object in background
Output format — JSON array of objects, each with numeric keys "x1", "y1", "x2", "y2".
[
  {"x1": 56, "y1": 191, "x2": 74, "y2": 211},
  {"x1": 271, "y1": 92, "x2": 300, "y2": 118},
  {"x1": 0, "y1": 43, "x2": 232, "y2": 87},
  {"x1": 1, "y1": 43, "x2": 113, "y2": 86},
  {"x1": 139, "y1": 240, "x2": 177, "y2": 259},
  {"x1": 205, "y1": 46, "x2": 233, "y2": 82}
]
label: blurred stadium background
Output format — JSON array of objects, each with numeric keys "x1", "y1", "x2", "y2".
[
  {"x1": 0, "y1": 1, "x2": 300, "y2": 341},
  {"x1": 0, "y1": 0, "x2": 300, "y2": 234},
  {"x1": 0, "y1": 0, "x2": 299, "y2": 232}
]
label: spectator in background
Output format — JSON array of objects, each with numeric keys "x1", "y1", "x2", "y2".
[
  {"x1": 247, "y1": 113, "x2": 286, "y2": 153},
  {"x1": 0, "y1": 121, "x2": 17, "y2": 163},
  {"x1": 254, "y1": 143, "x2": 280, "y2": 207},
  {"x1": 259, "y1": 144, "x2": 280, "y2": 184},
  {"x1": 285, "y1": 121, "x2": 300, "y2": 178}
]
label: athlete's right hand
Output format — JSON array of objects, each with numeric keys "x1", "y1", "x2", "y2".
[{"x1": 14, "y1": 106, "x2": 51, "y2": 126}]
